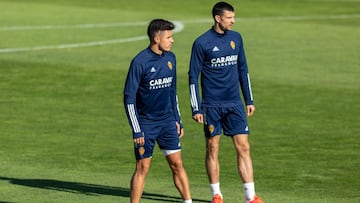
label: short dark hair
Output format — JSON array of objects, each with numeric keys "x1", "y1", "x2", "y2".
[
  {"x1": 147, "y1": 19, "x2": 175, "y2": 44},
  {"x1": 212, "y1": 1, "x2": 234, "y2": 18}
]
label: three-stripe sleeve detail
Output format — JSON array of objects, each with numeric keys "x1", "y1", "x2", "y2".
[
  {"x1": 127, "y1": 104, "x2": 141, "y2": 133},
  {"x1": 190, "y1": 84, "x2": 199, "y2": 111},
  {"x1": 247, "y1": 73, "x2": 254, "y2": 101}
]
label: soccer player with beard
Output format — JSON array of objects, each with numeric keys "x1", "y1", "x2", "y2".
[
  {"x1": 188, "y1": 2, "x2": 264, "y2": 203},
  {"x1": 124, "y1": 19, "x2": 192, "y2": 203}
]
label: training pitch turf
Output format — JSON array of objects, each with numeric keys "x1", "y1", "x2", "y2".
[{"x1": 0, "y1": 0, "x2": 359, "y2": 202}]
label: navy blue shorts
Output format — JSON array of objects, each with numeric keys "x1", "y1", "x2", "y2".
[
  {"x1": 203, "y1": 105, "x2": 249, "y2": 137},
  {"x1": 134, "y1": 120, "x2": 181, "y2": 160}
]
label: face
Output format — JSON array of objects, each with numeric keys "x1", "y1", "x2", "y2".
[
  {"x1": 154, "y1": 30, "x2": 174, "y2": 52},
  {"x1": 216, "y1": 10, "x2": 235, "y2": 31}
]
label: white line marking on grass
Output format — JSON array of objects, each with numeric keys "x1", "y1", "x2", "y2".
[
  {"x1": 0, "y1": 14, "x2": 358, "y2": 54},
  {"x1": 0, "y1": 21, "x2": 149, "y2": 31},
  {"x1": 182, "y1": 14, "x2": 360, "y2": 24},
  {"x1": 0, "y1": 21, "x2": 184, "y2": 53},
  {"x1": 0, "y1": 36, "x2": 148, "y2": 53},
  {"x1": 237, "y1": 14, "x2": 360, "y2": 21}
]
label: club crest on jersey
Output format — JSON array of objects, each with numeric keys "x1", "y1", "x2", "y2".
[
  {"x1": 167, "y1": 61, "x2": 173, "y2": 70},
  {"x1": 230, "y1": 41, "x2": 235, "y2": 50}
]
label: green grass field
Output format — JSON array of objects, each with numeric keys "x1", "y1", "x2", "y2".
[{"x1": 1, "y1": 0, "x2": 359, "y2": 202}]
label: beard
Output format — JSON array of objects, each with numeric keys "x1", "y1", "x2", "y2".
[
  {"x1": 159, "y1": 44, "x2": 171, "y2": 52},
  {"x1": 219, "y1": 23, "x2": 232, "y2": 32}
]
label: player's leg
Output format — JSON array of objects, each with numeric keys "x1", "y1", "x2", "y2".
[
  {"x1": 223, "y1": 105, "x2": 253, "y2": 183},
  {"x1": 232, "y1": 134, "x2": 253, "y2": 183},
  {"x1": 203, "y1": 106, "x2": 223, "y2": 201},
  {"x1": 130, "y1": 123, "x2": 158, "y2": 203},
  {"x1": 232, "y1": 135, "x2": 264, "y2": 203},
  {"x1": 225, "y1": 105, "x2": 263, "y2": 203},
  {"x1": 205, "y1": 135, "x2": 221, "y2": 184},
  {"x1": 130, "y1": 157, "x2": 151, "y2": 203},
  {"x1": 206, "y1": 135, "x2": 224, "y2": 203},
  {"x1": 159, "y1": 121, "x2": 192, "y2": 202},
  {"x1": 165, "y1": 151, "x2": 192, "y2": 201}
]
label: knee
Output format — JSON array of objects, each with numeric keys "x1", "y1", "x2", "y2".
[
  {"x1": 166, "y1": 152, "x2": 186, "y2": 173},
  {"x1": 135, "y1": 161, "x2": 151, "y2": 175},
  {"x1": 206, "y1": 138, "x2": 220, "y2": 154},
  {"x1": 238, "y1": 141, "x2": 251, "y2": 154},
  {"x1": 170, "y1": 160, "x2": 185, "y2": 173},
  {"x1": 207, "y1": 144, "x2": 219, "y2": 154}
]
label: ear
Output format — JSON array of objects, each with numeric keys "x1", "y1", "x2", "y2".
[
  {"x1": 154, "y1": 35, "x2": 160, "y2": 44},
  {"x1": 154, "y1": 33, "x2": 161, "y2": 44},
  {"x1": 215, "y1": 15, "x2": 221, "y2": 23}
]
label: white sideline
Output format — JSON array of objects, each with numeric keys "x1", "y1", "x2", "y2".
[{"x1": 0, "y1": 14, "x2": 359, "y2": 54}]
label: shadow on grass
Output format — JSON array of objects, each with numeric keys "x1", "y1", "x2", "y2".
[{"x1": 0, "y1": 176, "x2": 209, "y2": 202}]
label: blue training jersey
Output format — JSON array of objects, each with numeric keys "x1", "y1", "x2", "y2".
[
  {"x1": 124, "y1": 47, "x2": 182, "y2": 139},
  {"x1": 188, "y1": 28, "x2": 254, "y2": 115}
]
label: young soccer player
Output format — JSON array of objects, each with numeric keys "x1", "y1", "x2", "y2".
[{"x1": 124, "y1": 19, "x2": 192, "y2": 203}]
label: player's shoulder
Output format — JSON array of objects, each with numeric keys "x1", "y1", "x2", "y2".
[
  {"x1": 134, "y1": 48, "x2": 151, "y2": 58},
  {"x1": 226, "y1": 30, "x2": 242, "y2": 38},
  {"x1": 165, "y1": 51, "x2": 176, "y2": 58},
  {"x1": 131, "y1": 48, "x2": 151, "y2": 63},
  {"x1": 165, "y1": 51, "x2": 176, "y2": 69},
  {"x1": 192, "y1": 29, "x2": 213, "y2": 48},
  {"x1": 224, "y1": 30, "x2": 244, "y2": 45}
]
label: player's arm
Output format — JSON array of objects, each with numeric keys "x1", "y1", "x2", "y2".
[
  {"x1": 123, "y1": 60, "x2": 144, "y2": 144},
  {"x1": 237, "y1": 35, "x2": 254, "y2": 117},
  {"x1": 189, "y1": 41, "x2": 204, "y2": 123},
  {"x1": 170, "y1": 59, "x2": 184, "y2": 136}
]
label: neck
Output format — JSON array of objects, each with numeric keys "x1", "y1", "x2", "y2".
[
  {"x1": 213, "y1": 24, "x2": 225, "y2": 34},
  {"x1": 150, "y1": 44, "x2": 163, "y2": 55}
]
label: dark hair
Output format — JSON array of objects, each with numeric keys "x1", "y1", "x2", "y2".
[
  {"x1": 147, "y1": 19, "x2": 175, "y2": 44},
  {"x1": 212, "y1": 1, "x2": 234, "y2": 18}
]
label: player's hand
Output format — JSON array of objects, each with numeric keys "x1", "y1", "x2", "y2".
[
  {"x1": 176, "y1": 122, "x2": 184, "y2": 138},
  {"x1": 192, "y1": 113, "x2": 204, "y2": 123},
  {"x1": 133, "y1": 133, "x2": 145, "y2": 146},
  {"x1": 247, "y1": 105, "x2": 255, "y2": 117}
]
